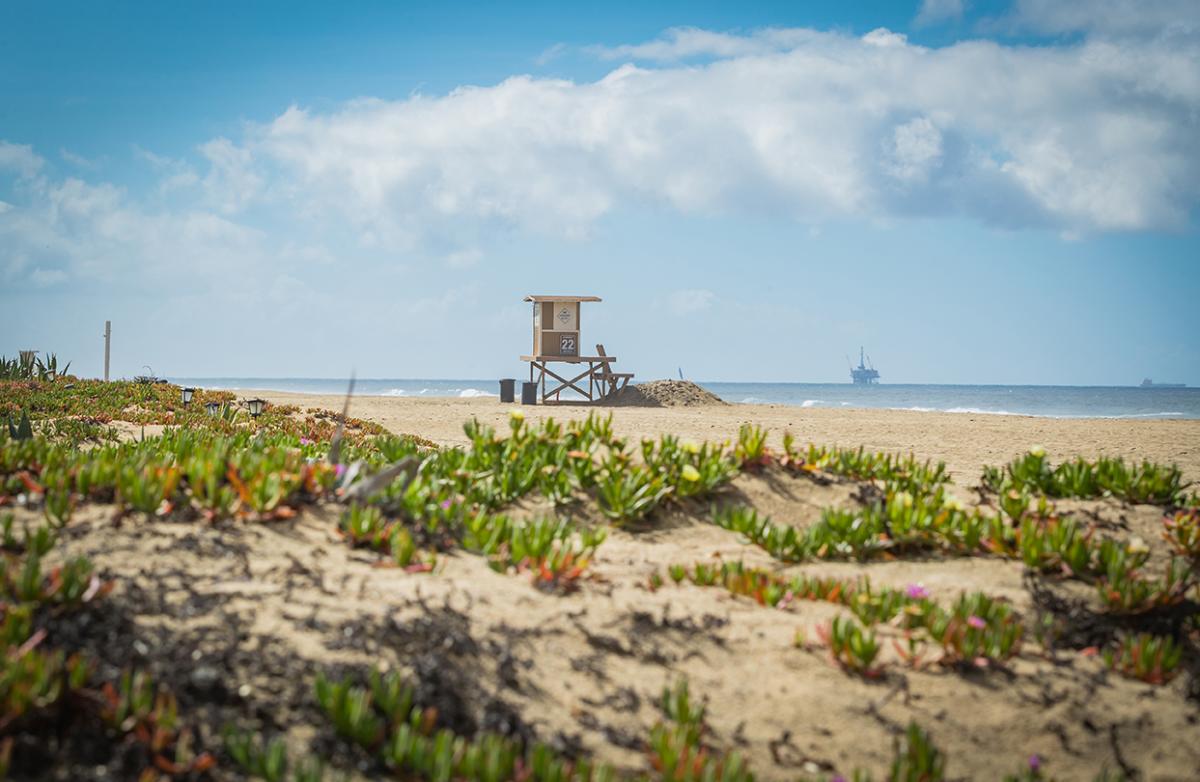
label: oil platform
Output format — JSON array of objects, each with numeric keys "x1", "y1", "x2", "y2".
[{"x1": 849, "y1": 347, "x2": 880, "y2": 385}]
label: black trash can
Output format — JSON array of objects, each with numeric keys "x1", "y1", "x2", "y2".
[
  {"x1": 520, "y1": 381, "x2": 538, "y2": 405},
  {"x1": 498, "y1": 378, "x2": 516, "y2": 403}
]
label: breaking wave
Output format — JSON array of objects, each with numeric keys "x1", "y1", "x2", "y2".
[{"x1": 379, "y1": 387, "x2": 495, "y2": 398}]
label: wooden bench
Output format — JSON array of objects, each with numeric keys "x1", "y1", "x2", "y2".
[{"x1": 594, "y1": 344, "x2": 633, "y2": 398}]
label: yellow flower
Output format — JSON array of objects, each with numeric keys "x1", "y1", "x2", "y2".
[
  {"x1": 1126, "y1": 536, "x2": 1149, "y2": 555},
  {"x1": 681, "y1": 465, "x2": 701, "y2": 482},
  {"x1": 509, "y1": 409, "x2": 525, "y2": 423},
  {"x1": 892, "y1": 490, "x2": 914, "y2": 510},
  {"x1": 682, "y1": 441, "x2": 700, "y2": 455},
  {"x1": 1029, "y1": 445, "x2": 1046, "y2": 458},
  {"x1": 943, "y1": 495, "x2": 964, "y2": 511}
]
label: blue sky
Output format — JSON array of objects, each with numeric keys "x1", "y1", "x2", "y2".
[{"x1": 2, "y1": 0, "x2": 1198, "y2": 385}]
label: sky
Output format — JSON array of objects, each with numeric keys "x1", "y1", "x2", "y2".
[{"x1": 1, "y1": 0, "x2": 1198, "y2": 386}]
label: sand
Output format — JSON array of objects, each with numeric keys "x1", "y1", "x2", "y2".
[
  {"x1": 25, "y1": 393, "x2": 1200, "y2": 780},
  {"x1": 247, "y1": 391, "x2": 1200, "y2": 488}
]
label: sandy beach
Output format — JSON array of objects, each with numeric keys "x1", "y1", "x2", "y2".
[
  {"x1": 7, "y1": 378, "x2": 1200, "y2": 780},
  {"x1": 248, "y1": 391, "x2": 1200, "y2": 487}
]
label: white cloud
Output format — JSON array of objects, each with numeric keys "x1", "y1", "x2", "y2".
[
  {"x1": 861, "y1": 28, "x2": 908, "y2": 47},
  {"x1": 133, "y1": 145, "x2": 200, "y2": 193},
  {"x1": 3, "y1": 11, "x2": 1199, "y2": 300},
  {"x1": 667, "y1": 289, "x2": 716, "y2": 315},
  {"x1": 0, "y1": 167, "x2": 267, "y2": 291},
  {"x1": 535, "y1": 43, "x2": 567, "y2": 66},
  {"x1": 915, "y1": 0, "x2": 965, "y2": 27},
  {"x1": 0, "y1": 141, "x2": 43, "y2": 179},
  {"x1": 172, "y1": 21, "x2": 1199, "y2": 238},
  {"x1": 884, "y1": 117, "x2": 944, "y2": 182},
  {"x1": 59, "y1": 149, "x2": 96, "y2": 169},
  {"x1": 199, "y1": 137, "x2": 262, "y2": 213},
  {"x1": 590, "y1": 26, "x2": 822, "y2": 61}
]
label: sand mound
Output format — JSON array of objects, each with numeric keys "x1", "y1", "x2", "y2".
[{"x1": 603, "y1": 379, "x2": 726, "y2": 407}]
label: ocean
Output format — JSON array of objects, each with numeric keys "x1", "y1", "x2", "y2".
[{"x1": 168, "y1": 377, "x2": 1200, "y2": 420}]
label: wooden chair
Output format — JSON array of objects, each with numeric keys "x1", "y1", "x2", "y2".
[{"x1": 594, "y1": 344, "x2": 633, "y2": 397}]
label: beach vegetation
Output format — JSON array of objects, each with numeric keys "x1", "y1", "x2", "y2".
[
  {"x1": 1103, "y1": 632, "x2": 1185, "y2": 684},
  {"x1": 224, "y1": 729, "x2": 295, "y2": 782},
  {"x1": 712, "y1": 487, "x2": 989, "y2": 563},
  {"x1": 5, "y1": 411, "x2": 32, "y2": 442},
  {"x1": 735, "y1": 424, "x2": 770, "y2": 469},
  {"x1": 1163, "y1": 508, "x2": 1200, "y2": 559},
  {"x1": 786, "y1": 442, "x2": 950, "y2": 494},
  {"x1": 889, "y1": 722, "x2": 946, "y2": 782},
  {"x1": 0, "y1": 377, "x2": 409, "y2": 449},
  {"x1": 666, "y1": 560, "x2": 1024, "y2": 669},
  {"x1": 711, "y1": 500, "x2": 1198, "y2": 622},
  {"x1": 465, "y1": 513, "x2": 605, "y2": 592},
  {"x1": 982, "y1": 450, "x2": 1188, "y2": 505},
  {"x1": 315, "y1": 667, "x2": 621, "y2": 782},
  {"x1": 0, "y1": 353, "x2": 71, "y2": 382},
  {"x1": 1095, "y1": 557, "x2": 1194, "y2": 614},
  {"x1": 818, "y1": 615, "x2": 882, "y2": 677},
  {"x1": 597, "y1": 463, "x2": 670, "y2": 522}
]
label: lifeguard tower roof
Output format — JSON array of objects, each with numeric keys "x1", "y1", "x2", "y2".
[{"x1": 523, "y1": 295, "x2": 601, "y2": 303}]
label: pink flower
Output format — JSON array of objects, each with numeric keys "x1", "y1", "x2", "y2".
[
  {"x1": 905, "y1": 584, "x2": 930, "y2": 600},
  {"x1": 299, "y1": 437, "x2": 311, "y2": 445},
  {"x1": 967, "y1": 615, "x2": 986, "y2": 630},
  {"x1": 441, "y1": 499, "x2": 452, "y2": 510},
  {"x1": 1028, "y1": 754, "x2": 1041, "y2": 772},
  {"x1": 334, "y1": 464, "x2": 346, "y2": 479}
]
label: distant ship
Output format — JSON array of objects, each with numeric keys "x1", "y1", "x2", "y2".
[
  {"x1": 849, "y1": 347, "x2": 880, "y2": 385},
  {"x1": 1140, "y1": 378, "x2": 1186, "y2": 388}
]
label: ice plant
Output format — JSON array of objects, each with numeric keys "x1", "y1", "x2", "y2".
[
  {"x1": 890, "y1": 722, "x2": 946, "y2": 782},
  {"x1": 906, "y1": 584, "x2": 930, "y2": 600},
  {"x1": 1163, "y1": 508, "x2": 1200, "y2": 559},
  {"x1": 819, "y1": 616, "x2": 882, "y2": 677},
  {"x1": 982, "y1": 452, "x2": 1186, "y2": 505},
  {"x1": 1103, "y1": 632, "x2": 1185, "y2": 684},
  {"x1": 735, "y1": 423, "x2": 771, "y2": 469}
]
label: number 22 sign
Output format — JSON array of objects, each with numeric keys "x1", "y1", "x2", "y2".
[{"x1": 559, "y1": 335, "x2": 577, "y2": 355}]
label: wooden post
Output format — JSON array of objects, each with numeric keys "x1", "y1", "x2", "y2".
[{"x1": 103, "y1": 321, "x2": 111, "y2": 381}]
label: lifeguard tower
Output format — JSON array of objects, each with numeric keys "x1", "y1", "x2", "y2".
[{"x1": 520, "y1": 295, "x2": 633, "y2": 403}]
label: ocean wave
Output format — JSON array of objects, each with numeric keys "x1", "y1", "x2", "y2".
[
  {"x1": 800, "y1": 399, "x2": 822, "y2": 408},
  {"x1": 375, "y1": 387, "x2": 495, "y2": 398},
  {"x1": 740, "y1": 397, "x2": 769, "y2": 404},
  {"x1": 897, "y1": 406, "x2": 1185, "y2": 419},
  {"x1": 1068, "y1": 411, "x2": 1184, "y2": 419}
]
